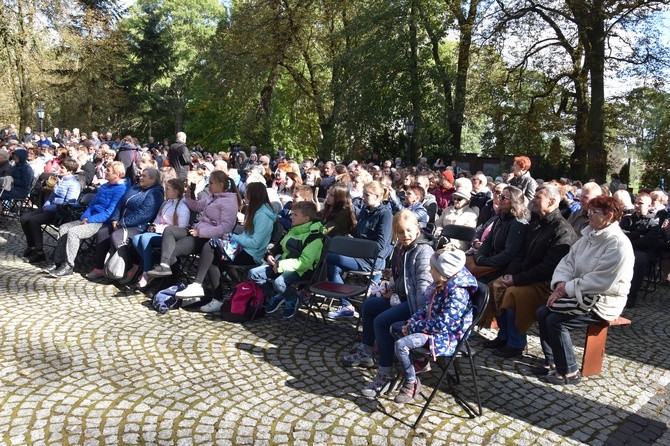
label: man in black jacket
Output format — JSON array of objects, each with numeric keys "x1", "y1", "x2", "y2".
[
  {"x1": 167, "y1": 132, "x2": 191, "y2": 181},
  {"x1": 621, "y1": 193, "x2": 659, "y2": 308},
  {"x1": 484, "y1": 184, "x2": 577, "y2": 358}
]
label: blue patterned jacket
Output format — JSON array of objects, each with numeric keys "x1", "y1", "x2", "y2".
[{"x1": 406, "y1": 267, "x2": 478, "y2": 358}]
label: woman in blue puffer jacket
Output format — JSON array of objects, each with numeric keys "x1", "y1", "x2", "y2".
[{"x1": 86, "y1": 167, "x2": 164, "y2": 281}]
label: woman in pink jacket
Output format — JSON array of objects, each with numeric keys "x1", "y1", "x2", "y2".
[{"x1": 147, "y1": 171, "x2": 241, "y2": 279}]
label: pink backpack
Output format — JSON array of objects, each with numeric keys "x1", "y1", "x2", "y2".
[{"x1": 221, "y1": 281, "x2": 265, "y2": 322}]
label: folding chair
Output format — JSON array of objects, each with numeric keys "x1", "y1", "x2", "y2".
[
  {"x1": 410, "y1": 281, "x2": 490, "y2": 427},
  {"x1": 0, "y1": 176, "x2": 39, "y2": 222},
  {"x1": 440, "y1": 224, "x2": 476, "y2": 246},
  {"x1": 299, "y1": 236, "x2": 379, "y2": 340}
]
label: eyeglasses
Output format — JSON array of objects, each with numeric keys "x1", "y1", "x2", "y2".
[
  {"x1": 494, "y1": 190, "x2": 503, "y2": 196},
  {"x1": 587, "y1": 209, "x2": 604, "y2": 216}
]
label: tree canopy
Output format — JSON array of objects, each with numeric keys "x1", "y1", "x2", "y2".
[{"x1": 1, "y1": 0, "x2": 669, "y2": 184}]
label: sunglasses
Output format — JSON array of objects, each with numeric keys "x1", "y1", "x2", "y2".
[{"x1": 499, "y1": 195, "x2": 510, "y2": 202}]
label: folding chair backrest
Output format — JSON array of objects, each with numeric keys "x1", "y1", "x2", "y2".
[
  {"x1": 327, "y1": 236, "x2": 378, "y2": 261},
  {"x1": 470, "y1": 281, "x2": 490, "y2": 326},
  {"x1": 441, "y1": 225, "x2": 476, "y2": 245}
]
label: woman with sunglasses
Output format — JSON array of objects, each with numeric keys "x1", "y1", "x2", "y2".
[{"x1": 466, "y1": 185, "x2": 529, "y2": 282}]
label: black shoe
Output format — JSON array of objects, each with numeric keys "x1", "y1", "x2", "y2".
[
  {"x1": 493, "y1": 346, "x2": 524, "y2": 358},
  {"x1": 50, "y1": 264, "x2": 74, "y2": 277},
  {"x1": 26, "y1": 252, "x2": 47, "y2": 264},
  {"x1": 42, "y1": 263, "x2": 60, "y2": 273},
  {"x1": 23, "y1": 247, "x2": 36, "y2": 257},
  {"x1": 483, "y1": 338, "x2": 507, "y2": 349},
  {"x1": 530, "y1": 364, "x2": 556, "y2": 376},
  {"x1": 546, "y1": 371, "x2": 581, "y2": 385}
]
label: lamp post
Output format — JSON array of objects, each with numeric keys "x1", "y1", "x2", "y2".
[
  {"x1": 405, "y1": 119, "x2": 414, "y2": 167},
  {"x1": 36, "y1": 106, "x2": 45, "y2": 133}
]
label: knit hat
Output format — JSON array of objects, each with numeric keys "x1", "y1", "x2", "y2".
[
  {"x1": 442, "y1": 169, "x2": 454, "y2": 183},
  {"x1": 430, "y1": 249, "x2": 465, "y2": 278},
  {"x1": 452, "y1": 177, "x2": 472, "y2": 201}
]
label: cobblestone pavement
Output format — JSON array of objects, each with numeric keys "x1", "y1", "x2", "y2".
[{"x1": 1, "y1": 221, "x2": 669, "y2": 445}]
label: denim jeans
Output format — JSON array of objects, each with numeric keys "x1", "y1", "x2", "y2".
[
  {"x1": 249, "y1": 264, "x2": 301, "y2": 309},
  {"x1": 132, "y1": 232, "x2": 162, "y2": 272},
  {"x1": 495, "y1": 309, "x2": 527, "y2": 349},
  {"x1": 360, "y1": 298, "x2": 411, "y2": 368},
  {"x1": 391, "y1": 321, "x2": 429, "y2": 383},
  {"x1": 536, "y1": 306, "x2": 603, "y2": 375}
]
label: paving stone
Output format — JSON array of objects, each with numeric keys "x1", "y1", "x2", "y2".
[{"x1": 1, "y1": 221, "x2": 670, "y2": 445}]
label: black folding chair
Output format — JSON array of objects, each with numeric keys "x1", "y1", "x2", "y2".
[
  {"x1": 440, "y1": 224, "x2": 476, "y2": 246},
  {"x1": 299, "y1": 236, "x2": 379, "y2": 340},
  {"x1": 410, "y1": 281, "x2": 490, "y2": 427}
]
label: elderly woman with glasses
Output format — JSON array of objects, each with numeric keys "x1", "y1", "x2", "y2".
[
  {"x1": 532, "y1": 195, "x2": 633, "y2": 384},
  {"x1": 466, "y1": 185, "x2": 529, "y2": 282}
]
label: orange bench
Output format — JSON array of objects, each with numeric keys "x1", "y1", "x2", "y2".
[{"x1": 581, "y1": 316, "x2": 631, "y2": 377}]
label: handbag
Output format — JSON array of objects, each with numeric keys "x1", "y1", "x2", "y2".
[
  {"x1": 550, "y1": 293, "x2": 600, "y2": 315},
  {"x1": 210, "y1": 236, "x2": 242, "y2": 262},
  {"x1": 43, "y1": 175, "x2": 58, "y2": 191},
  {"x1": 103, "y1": 228, "x2": 129, "y2": 280}
]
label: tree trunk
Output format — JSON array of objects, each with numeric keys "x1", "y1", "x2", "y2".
[
  {"x1": 584, "y1": 5, "x2": 607, "y2": 182},
  {"x1": 449, "y1": 0, "x2": 479, "y2": 159},
  {"x1": 408, "y1": 0, "x2": 422, "y2": 165}
]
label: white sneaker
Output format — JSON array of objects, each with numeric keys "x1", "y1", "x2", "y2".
[
  {"x1": 200, "y1": 299, "x2": 223, "y2": 313},
  {"x1": 327, "y1": 305, "x2": 356, "y2": 319},
  {"x1": 175, "y1": 283, "x2": 205, "y2": 298}
]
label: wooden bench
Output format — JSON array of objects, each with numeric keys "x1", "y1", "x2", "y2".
[{"x1": 581, "y1": 316, "x2": 631, "y2": 377}]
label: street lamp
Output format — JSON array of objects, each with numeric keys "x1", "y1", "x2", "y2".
[
  {"x1": 405, "y1": 119, "x2": 414, "y2": 167},
  {"x1": 36, "y1": 106, "x2": 45, "y2": 133}
]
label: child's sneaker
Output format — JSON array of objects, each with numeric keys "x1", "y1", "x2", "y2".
[
  {"x1": 361, "y1": 371, "x2": 395, "y2": 397},
  {"x1": 282, "y1": 304, "x2": 298, "y2": 319},
  {"x1": 327, "y1": 305, "x2": 356, "y2": 319},
  {"x1": 265, "y1": 296, "x2": 284, "y2": 314},
  {"x1": 341, "y1": 346, "x2": 374, "y2": 368},
  {"x1": 394, "y1": 377, "x2": 421, "y2": 404}
]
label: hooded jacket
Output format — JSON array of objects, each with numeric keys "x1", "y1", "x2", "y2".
[
  {"x1": 111, "y1": 182, "x2": 165, "y2": 231},
  {"x1": 81, "y1": 179, "x2": 129, "y2": 223},
  {"x1": 231, "y1": 204, "x2": 276, "y2": 263},
  {"x1": 269, "y1": 220, "x2": 325, "y2": 277},
  {"x1": 3, "y1": 149, "x2": 34, "y2": 199},
  {"x1": 186, "y1": 191, "x2": 239, "y2": 239},
  {"x1": 406, "y1": 267, "x2": 478, "y2": 358},
  {"x1": 391, "y1": 235, "x2": 435, "y2": 315}
]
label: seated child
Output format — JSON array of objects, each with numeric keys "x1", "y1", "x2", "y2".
[
  {"x1": 389, "y1": 248, "x2": 477, "y2": 404},
  {"x1": 249, "y1": 201, "x2": 325, "y2": 318}
]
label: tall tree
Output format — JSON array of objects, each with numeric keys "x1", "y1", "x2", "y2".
[{"x1": 491, "y1": 0, "x2": 669, "y2": 181}]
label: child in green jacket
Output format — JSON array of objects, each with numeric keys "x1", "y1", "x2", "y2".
[{"x1": 249, "y1": 201, "x2": 325, "y2": 318}]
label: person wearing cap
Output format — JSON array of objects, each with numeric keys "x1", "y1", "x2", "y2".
[
  {"x1": 0, "y1": 148, "x2": 34, "y2": 200},
  {"x1": 385, "y1": 248, "x2": 478, "y2": 404},
  {"x1": 433, "y1": 169, "x2": 455, "y2": 211},
  {"x1": 483, "y1": 185, "x2": 577, "y2": 358},
  {"x1": 434, "y1": 181, "x2": 478, "y2": 249}
]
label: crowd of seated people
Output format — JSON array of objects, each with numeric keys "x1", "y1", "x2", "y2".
[{"x1": 6, "y1": 122, "x2": 668, "y2": 393}]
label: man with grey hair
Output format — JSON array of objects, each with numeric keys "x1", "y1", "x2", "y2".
[
  {"x1": 484, "y1": 184, "x2": 577, "y2": 358},
  {"x1": 567, "y1": 181, "x2": 602, "y2": 235},
  {"x1": 167, "y1": 131, "x2": 192, "y2": 181}
]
